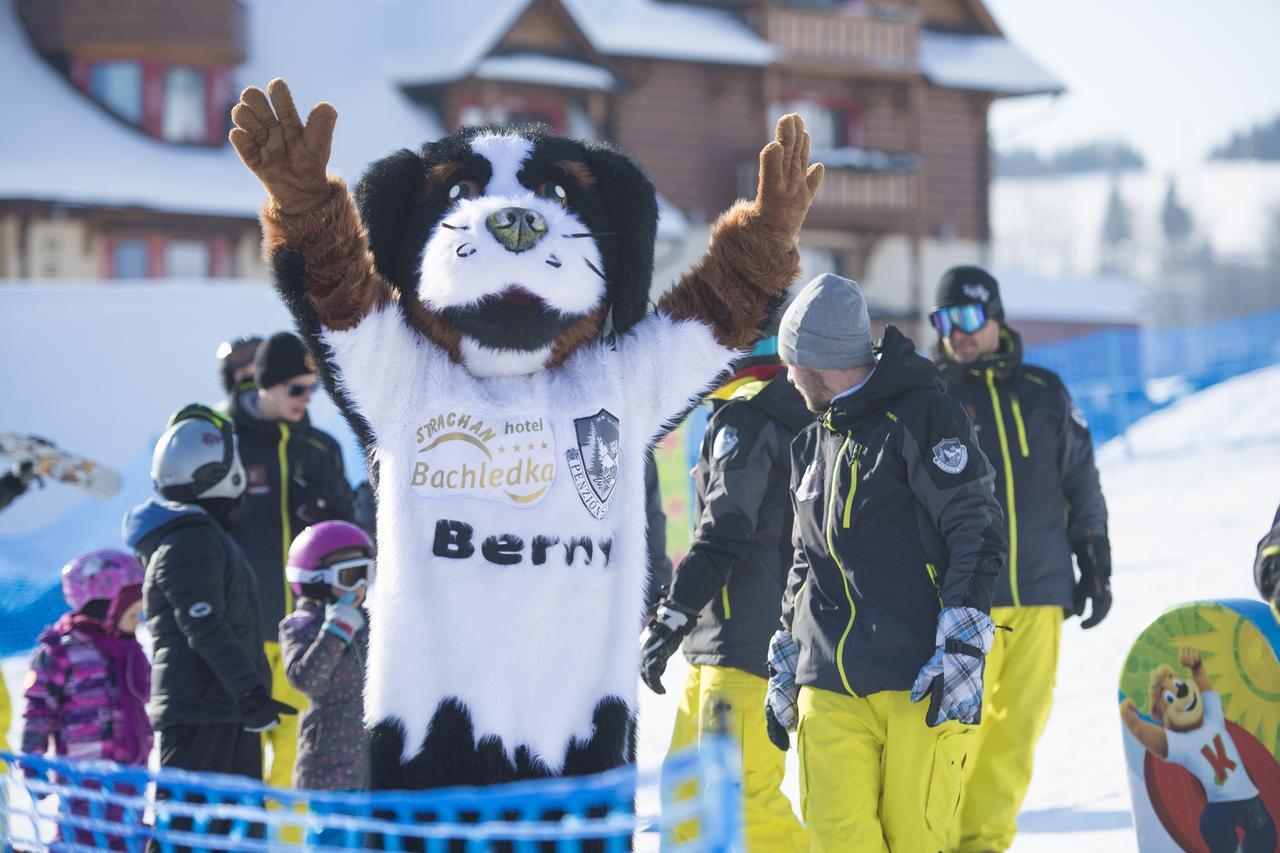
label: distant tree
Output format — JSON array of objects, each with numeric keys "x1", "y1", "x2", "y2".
[
  {"x1": 1209, "y1": 114, "x2": 1280, "y2": 161},
  {"x1": 996, "y1": 141, "x2": 1146, "y2": 177},
  {"x1": 1161, "y1": 179, "x2": 1193, "y2": 246},
  {"x1": 1100, "y1": 180, "x2": 1133, "y2": 274}
]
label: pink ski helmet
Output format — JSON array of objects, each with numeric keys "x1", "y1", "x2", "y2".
[
  {"x1": 62, "y1": 549, "x2": 144, "y2": 613},
  {"x1": 286, "y1": 520, "x2": 375, "y2": 600}
]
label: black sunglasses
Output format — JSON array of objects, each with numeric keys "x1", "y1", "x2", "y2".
[{"x1": 286, "y1": 381, "x2": 318, "y2": 398}]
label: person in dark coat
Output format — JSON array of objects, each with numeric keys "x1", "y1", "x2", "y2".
[
  {"x1": 124, "y1": 404, "x2": 294, "y2": 851},
  {"x1": 224, "y1": 331, "x2": 353, "y2": 787},
  {"x1": 770, "y1": 274, "x2": 1005, "y2": 851},
  {"x1": 640, "y1": 334, "x2": 812, "y2": 851},
  {"x1": 930, "y1": 265, "x2": 1111, "y2": 852}
]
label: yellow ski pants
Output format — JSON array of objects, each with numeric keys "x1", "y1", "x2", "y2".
[
  {"x1": 667, "y1": 664, "x2": 809, "y2": 852},
  {"x1": 261, "y1": 641, "x2": 309, "y2": 788},
  {"x1": 797, "y1": 686, "x2": 972, "y2": 852},
  {"x1": 955, "y1": 605, "x2": 1063, "y2": 853}
]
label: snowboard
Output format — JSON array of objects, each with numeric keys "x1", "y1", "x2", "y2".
[
  {"x1": 0, "y1": 429, "x2": 123, "y2": 499},
  {"x1": 1119, "y1": 599, "x2": 1280, "y2": 852}
]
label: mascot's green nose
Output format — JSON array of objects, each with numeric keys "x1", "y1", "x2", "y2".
[{"x1": 486, "y1": 207, "x2": 548, "y2": 253}]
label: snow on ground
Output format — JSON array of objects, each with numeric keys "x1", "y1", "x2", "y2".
[{"x1": 5, "y1": 365, "x2": 1280, "y2": 848}]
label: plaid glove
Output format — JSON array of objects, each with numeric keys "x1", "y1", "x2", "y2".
[
  {"x1": 910, "y1": 607, "x2": 995, "y2": 727},
  {"x1": 764, "y1": 629, "x2": 800, "y2": 751}
]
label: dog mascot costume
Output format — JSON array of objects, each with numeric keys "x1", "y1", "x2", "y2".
[{"x1": 230, "y1": 79, "x2": 822, "y2": 791}]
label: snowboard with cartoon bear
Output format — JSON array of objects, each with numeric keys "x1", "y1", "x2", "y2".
[{"x1": 1120, "y1": 599, "x2": 1280, "y2": 852}]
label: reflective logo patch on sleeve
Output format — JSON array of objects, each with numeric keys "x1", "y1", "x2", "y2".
[
  {"x1": 713, "y1": 425, "x2": 739, "y2": 460},
  {"x1": 188, "y1": 602, "x2": 213, "y2": 618},
  {"x1": 931, "y1": 438, "x2": 969, "y2": 474}
]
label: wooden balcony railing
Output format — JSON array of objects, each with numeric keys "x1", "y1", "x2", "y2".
[{"x1": 764, "y1": 6, "x2": 919, "y2": 70}]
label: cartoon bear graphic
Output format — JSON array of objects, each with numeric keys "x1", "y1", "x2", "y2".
[{"x1": 1122, "y1": 647, "x2": 1277, "y2": 852}]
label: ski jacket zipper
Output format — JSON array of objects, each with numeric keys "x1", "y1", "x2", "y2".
[{"x1": 986, "y1": 369, "x2": 1021, "y2": 606}]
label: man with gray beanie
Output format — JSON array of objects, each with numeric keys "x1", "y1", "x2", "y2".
[{"x1": 766, "y1": 273, "x2": 1006, "y2": 850}]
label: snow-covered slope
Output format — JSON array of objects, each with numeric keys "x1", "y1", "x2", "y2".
[{"x1": 4, "y1": 346, "x2": 1278, "y2": 849}]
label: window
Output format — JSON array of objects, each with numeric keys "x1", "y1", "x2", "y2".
[
  {"x1": 163, "y1": 67, "x2": 207, "y2": 143},
  {"x1": 112, "y1": 240, "x2": 149, "y2": 279},
  {"x1": 89, "y1": 62, "x2": 143, "y2": 124},
  {"x1": 165, "y1": 240, "x2": 210, "y2": 278},
  {"x1": 772, "y1": 97, "x2": 858, "y2": 149},
  {"x1": 455, "y1": 98, "x2": 568, "y2": 134}
]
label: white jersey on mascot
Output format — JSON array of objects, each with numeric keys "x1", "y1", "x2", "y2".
[{"x1": 230, "y1": 78, "x2": 824, "y2": 790}]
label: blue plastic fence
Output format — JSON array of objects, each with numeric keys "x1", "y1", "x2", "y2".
[
  {"x1": 1023, "y1": 306, "x2": 1280, "y2": 444},
  {"x1": 1, "y1": 736, "x2": 742, "y2": 851}
]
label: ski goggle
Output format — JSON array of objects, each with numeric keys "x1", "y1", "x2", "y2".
[
  {"x1": 287, "y1": 555, "x2": 375, "y2": 592},
  {"x1": 929, "y1": 304, "x2": 988, "y2": 337},
  {"x1": 286, "y1": 380, "x2": 318, "y2": 398}
]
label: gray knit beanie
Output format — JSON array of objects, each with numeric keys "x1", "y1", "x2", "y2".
[{"x1": 777, "y1": 274, "x2": 875, "y2": 369}]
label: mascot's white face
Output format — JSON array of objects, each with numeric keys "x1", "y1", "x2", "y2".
[
  {"x1": 353, "y1": 124, "x2": 658, "y2": 380},
  {"x1": 420, "y1": 134, "x2": 606, "y2": 377}
]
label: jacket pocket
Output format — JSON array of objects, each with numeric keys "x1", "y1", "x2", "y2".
[{"x1": 925, "y1": 726, "x2": 972, "y2": 834}]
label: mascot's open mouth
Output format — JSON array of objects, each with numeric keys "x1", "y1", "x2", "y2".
[
  {"x1": 438, "y1": 286, "x2": 589, "y2": 352},
  {"x1": 1183, "y1": 693, "x2": 1198, "y2": 714}
]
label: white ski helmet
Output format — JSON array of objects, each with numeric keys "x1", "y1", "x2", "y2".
[{"x1": 151, "y1": 403, "x2": 245, "y2": 503}]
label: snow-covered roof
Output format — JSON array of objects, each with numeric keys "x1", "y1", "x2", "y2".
[
  {"x1": 563, "y1": 0, "x2": 775, "y2": 66},
  {"x1": 919, "y1": 30, "x2": 1063, "y2": 96},
  {"x1": 813, "y1": 147, "x2": 918, "y2": 173},
  {"x1": 474, "y1": 54, "x2": 615, "y2": 91},
  {"x1": 0, "y1": 0, "x2": 446, "y2": 217},
  {"x1": 991, "y1": 267, "x2": 1148, "y2": 324}
]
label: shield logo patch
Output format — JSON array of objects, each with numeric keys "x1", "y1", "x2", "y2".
[
  {"x1": 931, "y1": 438, "x2": 968, "y2": 474},
  {"x1": 566, "y1": 409, "x2": 620, "y2": 518}
]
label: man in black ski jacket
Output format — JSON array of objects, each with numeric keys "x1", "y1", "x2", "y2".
[
  {"x1": 640, "y1": 335, "x2": 811, "y2": 851},
  {"x1": 224, "y1": 331, "x2": 352, "y2": 787},
  {"x1": 930, "y1": 266, "x2": 1110, "y2": 853},
  {"x1": 769, "y1": 273, "x2": 1005, "y2": 851}
]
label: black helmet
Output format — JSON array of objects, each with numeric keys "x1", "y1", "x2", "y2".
[{"x1": 215, "y1": 335, "x2": 263, "y2": 394}]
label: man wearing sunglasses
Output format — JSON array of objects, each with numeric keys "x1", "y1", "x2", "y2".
[
  {"x1": 931, "y1": 266, "x2": 1110, "y2": 853},
  {"x1": 224, "y1": 330, "x2": 354, "y2": 789}
]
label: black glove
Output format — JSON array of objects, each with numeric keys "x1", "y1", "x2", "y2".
[
  {"x1": 237, "y1": 686, "x2": 297, "y2": 733},
  {"x1": 1073, "y1": 533, "x2": 1112, "y2": 629},
  {"x1": 639, "y1": 603, "x2": 694, "y2": 695},
  {"x1": 764, "y1": 700, "x2": 790, "y2": 751},
  {"x1": 1256, "y1": 535, "x2": 1280, "y2": 606}
]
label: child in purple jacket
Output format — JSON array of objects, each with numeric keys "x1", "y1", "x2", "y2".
[{"x1": 21, "y1": 549, "x2": 152, "y2": 850}]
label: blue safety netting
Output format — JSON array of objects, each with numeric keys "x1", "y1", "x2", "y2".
[
  {"x1": 1024, "y1": 306, "x2": 1280, "y2": 445},
  {"x1": 1, "y1": 735, "x2": 742, "y2": 851}
]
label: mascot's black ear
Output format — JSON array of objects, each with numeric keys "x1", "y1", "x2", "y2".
[
  {"x1": 584, "y1": 143, "x2": 658, "y2": 334},
  {"x1": 353, "y1": 148, "x2": 430, "y2": 294}
]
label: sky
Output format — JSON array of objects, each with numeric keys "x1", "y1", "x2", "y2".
[{"x1": 983, "y1": 0, "x2": 1280, "y2": 171}]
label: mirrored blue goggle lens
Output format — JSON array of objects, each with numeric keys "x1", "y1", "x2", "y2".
[{"x1": 930, "y1": 304, "x2": 987, "y2": 336}]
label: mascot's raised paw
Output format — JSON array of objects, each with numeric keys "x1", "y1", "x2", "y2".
[
  {"x1": 752, "y1": 114, "x2": 825, "y2": 241},
  {"x1": 230, "y1": 78, "x2": 337, "y2": 215}
]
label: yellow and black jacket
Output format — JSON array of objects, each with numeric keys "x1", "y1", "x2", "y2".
[
  {"x1": 227, "y1": 392, "x2": 354, "y2": 638},
  {"x1": 936, "y1": 327, "x2": 1108, "y2": 610},
  {"x1": 671, "y1": 373, "x2": 813, "y2": 678},
  {"x1": 784, "y1": 327, "x2": 1006, "y2": 697}
]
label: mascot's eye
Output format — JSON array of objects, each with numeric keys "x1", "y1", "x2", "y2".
[
  {"x1": 448, "y1": 180, "x2": 481, "y2": 202},
  {"x1": 1164, "y1": 691, "x2": 1176, "y2": 705},
  {"x1": 537, "y1": 182, "x2": 568, "y2": 206}
]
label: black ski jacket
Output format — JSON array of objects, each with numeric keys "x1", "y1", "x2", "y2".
[
  {"x1": 672, "y1": 375, "x2": 813, "y2": 678},
  {"x1": 936, "y1": 327, "x2": 1108, "y2": 610},
  {"x1": 226, "y1": 392, "x2": 353, "y2": 638},
  {"x1": 784, "y1": 327, "x2": 1006, "y2": 697},
  {"x1": 124, "y1": 500, "x2": 270, "y2": 729}
]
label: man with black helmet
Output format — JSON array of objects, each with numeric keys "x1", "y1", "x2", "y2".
[
  {"x1": 225, "y1": 331, "x2": 352, "y2": 787},
  {"x1": 123, "y1": 405, "x2": 293, "y2": 848},
  {"x1": 215, "y1": 335, "x2": 263, "y2": 409},
  {"x1": 930, "y1": 265, "x2": 1110, "y2": 853}
]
